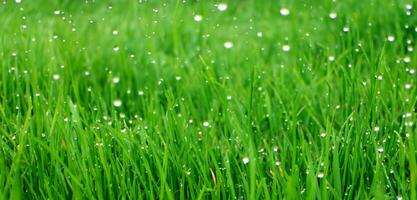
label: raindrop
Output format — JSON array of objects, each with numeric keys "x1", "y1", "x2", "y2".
[
  {"x1": 194, "y1": 15, "x2": 203, "y2": 22},
  {"x1": 53, "y1": 74, "x2": 60, "y2": 80},
  {"x1": 203, "y1": 121, "x2": 210, "y2": 127},
  {"x1": 224, "y1": 41, "x2": 233, "y2": 49},
  {"x1": 280, "y1": 8, "x2": 290, "y2": 16},
  {"x1": 120, "y1": 113, "x2": 126, "y2": 118},
  {"x1": 405, "y1": 83, "x2": 412, "y2": 89},
  {"x1": 113, "y1": 99, "x2": 122, "y2": 107},
  {"x1": 242, "y1": 157, "x2": 250, "y2": 164},
  {"x1": 282, "y1": 45, "x2": 290, "y2": 52},
  {"x1": 329, "y1": 12, "x2": 337, "y2": 19},
  {"x1": 387, "y1": 35, "x2": 395, "y2": 42},
  {"x1": 403, "y1": 57, "x2": 411, "y2": 63},
  {"x1": 403, "y1": 113, "x2": 412, "y2": 118},
  {"x1": 112, "y1": 77, "x2": 120, "y2": 84},
  {"x1": 216, "y1": 3, "x2": 227, "y2": 12},
  {"x1": 317, "y1": 172, "x2": 324, "y2": 179},
  {"x1": 405, "y1": 4, "x2": 412, "y2": 10},
  {"x1": 377, "y1": 146, "x2": 384, "y2": 153}
]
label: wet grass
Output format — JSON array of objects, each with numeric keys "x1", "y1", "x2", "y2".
[{"x1": 0, "y1": 0, "x2": 417, "y2": 199}]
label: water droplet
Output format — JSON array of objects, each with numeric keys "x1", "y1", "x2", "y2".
[
  {"x1": 216, "y1": 3, "x2": 227, "y2": 12},
  {"x1": 275, "y1": 160, "x2": 281, "y2": 166},
  {"x1": 112, "y1": 77, "x2": 120, "y2": 84},
  {"x1": 328, "y1": 56, "x2": 335, "y2": 62},
  {"x1": 224, "y1": 41, "x2": 233, "y2": 49},
  {"x1": 113, "y1": 46, "x2": 120, "y2": 52},
  {"x1": 343, "y1": 27, "x2": 349, "y2": 32},
  {"x1": 329, "y1": 12, "x2": 337, "y2": 19},
  {"x1": 112, "y1": 30, "x2": 119, "y2": 35},
  {"x1": 403, "y1": 113, "x2": 412, "y2": 119},
  {"x1": 138, "y1": 90, "x2": 144, "y2": 96},
  {"x1": 15, "y1": 0, "x2": 21, "y2": 3},
  {"x1": 113, "y1": 99, "x2": 122, "y2": 107},
  {"x1": 226, "y1": 95, "x2": 232, "y2": 100},
  {"x1": 257, "y1": 32, "x2": 263, "y2": 37},
  {"x1": 377, "y1": 75, "x2": 383, "y2": 80},
  {"x1": 374, "y1": 126, "x2": 380, "y2": 132},
  {"x1": 317, "y1": 172, "x2": 324, "y2": 179},
  {"x1": 405, "y1": 4, "x2": 412, "y2": 10},
  {"x1": 203, "y1": 121, "x2": 210, "y2": 127},
  {"x1": 120, "y1": 113, "x2": 126, "y2": 118},
  {"x1": 53, "y1": 74, "x2": 60, "y2": 80},
  {"x1": 194, "y1": 15, "x2": 203, "y2": 22},
  {"x1": 280, "y1": 8, "x2": 290, "y2": 16},
  {"x1": 405, "y1": 121, "x2": 413, "y2": 127},
  {"x1": 320, "y1": 132, "x2": 326, "y2": 138},
  {"x1": 242, "y1": 157, "x2": 250, "y2": 164},
  {"x1": 404, "y1": 83, "x2": 412, "y2": 89},
  {"x1": 387, "y1": 35, "x2": 395, "y2": 42},
  {"x1": 377, "y1": 146, "x2": 384, "y2": 153},
  {"x1": 282, "y1": 45, "x2": 290, "y2": 52}
]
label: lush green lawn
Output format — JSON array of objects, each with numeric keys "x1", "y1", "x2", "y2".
[{"x1": 1, "y1": 0, "x2": 416, "y2": 199}]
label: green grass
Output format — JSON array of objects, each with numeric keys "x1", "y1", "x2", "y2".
[{"x1": 0, "y1": 0, "x2": 416, "y2": 199}]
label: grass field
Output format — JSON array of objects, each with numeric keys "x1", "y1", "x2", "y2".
[{"x1": 1, "y1": 0, "x2": 417, "y2": 199}]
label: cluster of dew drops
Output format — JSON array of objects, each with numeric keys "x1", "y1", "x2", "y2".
[
  {"x1": 7, "y1": 0, "x2": 417, "y2": 194},
  {"x1": 372, "y1": 3, "x2": 416, "y2": 161}
]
